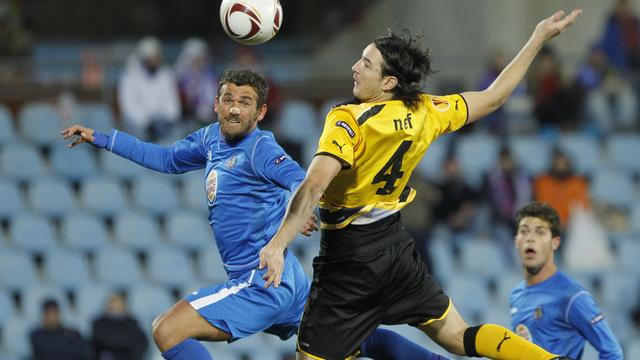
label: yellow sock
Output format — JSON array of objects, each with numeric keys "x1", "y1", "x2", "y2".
[{"x1": 465, "y1": 324, "x2": 558, "y2": 360}]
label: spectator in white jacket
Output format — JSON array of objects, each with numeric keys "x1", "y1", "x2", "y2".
[{"x1": 118, "y1": 36, "x2": 181, "y2": 140}]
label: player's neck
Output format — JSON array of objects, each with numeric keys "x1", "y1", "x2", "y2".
[{"x1": 525, "y1": 261, "x2": 557, "y2": 286}]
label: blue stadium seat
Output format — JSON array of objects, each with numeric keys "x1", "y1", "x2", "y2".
[
  {"x1": 557, "y1": 134, "x2": 603, "y2": 176},
  {"x1": 147, "y1": 246, "x2": 197, "y2": 288},
  {"x1": 627, "y1": 338, "x2": 640, "y2": 360},
  {"x1": 27, "y1": 175, "x2": 76, "y2": 218},
  {"x1": 0, "y1": 291, "x2": 15, "y2": 328},
  {"x1": 94, "y1": 246, "x2": 144, "y2": 288},
  {"x1": 599, "y1": 271, "x2": 637, "y2": 310},
  {"x1": 60, "y1": 212, "x2": 110, "y2": 253},
  {"x1": 76, "y1": 103, "x2": 115, "y2": 133},
  {"x1": 455, "y1": 134, "x2": 499, "y2": 186},
  {"x1": 43, "y1": 249, "x2": 91, "y2": 290},
  {"x1": 494, "y1": 272, "x2": 524, "y2": 306},
  {"x1": 459, "y1": 238, "x2": 507, "y2": 278},
  {"x1": 428, "y1": 237, "x2": 458, "y2": 285},
  {"x1": 181, "y1": 170, "x2": 208, "y2": 212},
  {"x1": 100, "y1": 151, "x2": 149, "y2": 182},
  {"x1": 0, "y1": 250, "x2": 38, "y2": 291},
  {"x1": 276, "y1": 100, "x2": 320, "y2": 145},
  {"x1": 1, "y1": 316, "x2": 34, "y2": 359},
  {"x1": 0, "y1": 179, "x2": 25, "y2": 219},
  {"x1": 631, "y1": 203, "x2": 640, "y2": 235},
  {"x1": 128, "y1": 284, "x2": 174, "y2": 329},
  {"x1": 74, "y1": 284, "x2": 111, "y2": 325},
  {"x1": 480, "y1": 305, "x2": 512, "y2": 328},
  {"x1": 444, "y1": 273, "x2": 492, "y2": 322},
  {"x1": 590, "y1": 169, "x2": 635, "y2": 209},
  {"x1": 198, "y1": 247, "x2": 228, "y2": 283},
  {"x1": 79, "y1": 177, "x2": 128, "y2": 217},
  {"x1": 22, "y1": 284, "x2": 71, "y2": 322},
  {"x1": 508, "y1": 136, "x2": 552, "y2": 175},
  {"x1": 9, "y1": 213, "x2": 58, "y2": 254},
  {"x1": 132, "y1": 176, "x2": 179, "y2": 216},
  {"x1": 50, "y1": 144, "x2": 98, "y2": 181},
  {"x1": 18, "y1": 102, "x2": 64, "y2": 146},
  {"x1": 617, "y1": 238, "x2": 640, "y2": 277},
  {"x1": 0, "y1": 104, "x2": 15, "y2": 146},
  {"x1": 113, "y1": 210, "x2": 161, "y2": 252},
  {"x1": 415, "y1": 136, "x2": 450, "y2": 181},
  {"x1": 606, "y1": 134, "x2": 640, "y2": 176},
  {"x1": 0, "y1": 143, "x2": 46, "y2": 182},
  {"x1": 165, "y1": 210, "x2": 212, "y2": 252}
]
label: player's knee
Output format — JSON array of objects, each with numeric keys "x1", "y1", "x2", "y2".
[{"x1": 152, "y1": 313, "x2": 174, "y2": 349}]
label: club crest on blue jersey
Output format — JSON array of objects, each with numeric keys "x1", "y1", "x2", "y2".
[
  {"x1": 515, "y1": 324, "x2": 532, "y2": 342},
  {"x1": 226, "y1": 155, "x2": 238, "y2": 169},
  {"x1": 534, "y1": 306, "x2": 544, "y2": 319},
  {"x1": 206, "y1": 169, "x2": 218, "y2": 206}
]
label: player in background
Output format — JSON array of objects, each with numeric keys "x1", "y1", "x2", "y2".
[
  {"x1": 259, "y1": 9, "x2": 582, "y2": 360},
  {"x1": 510, "y1": 202, "x2": 623, "y2": 360},
  {"x1": 62, "y1": 69, "x2": 448, "y2": 360}
]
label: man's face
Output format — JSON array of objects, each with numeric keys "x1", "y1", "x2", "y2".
[
  {"x1": 215, "y1": 83, "x2": 266, "y2": 142},
  {"x1": 351, "y1": 44, "x2": 389, "y2": 102},
  {"x1": 514, "y1": 217, "x2": 560, "y2": 276}
]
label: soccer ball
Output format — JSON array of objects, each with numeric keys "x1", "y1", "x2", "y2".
[{"x1": 220, "y1": 0, "x2": 282, "y2": 45}]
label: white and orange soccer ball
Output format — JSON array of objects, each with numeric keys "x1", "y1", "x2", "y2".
[{"x1": 219, "y1": 0, "x2": 282, "y2": 45}]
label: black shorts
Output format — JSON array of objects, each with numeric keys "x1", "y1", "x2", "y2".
[{"x1": 296, "y1": 213, "x2": 450, "y2": 359}]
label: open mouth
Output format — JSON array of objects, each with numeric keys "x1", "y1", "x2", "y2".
[{"x1": 524, "y1": 248, "x2": 536, "y2": 258}]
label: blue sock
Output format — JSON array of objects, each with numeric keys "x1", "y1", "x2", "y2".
[
  {"x1": 161, "y1": 338, "x2": 212, "y2": 360},
  {"x1": 360, "y1": 328, "x2": 449, "y2": 360}
]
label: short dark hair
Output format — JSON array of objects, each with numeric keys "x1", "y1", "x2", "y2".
[
  {"x1": 373, "y1": 30, "x2": 433, "y2": 110},
  {"x1": 515, "y1": 202, "x2": 562, "y2": 237},
  {"x1": 218, "y1": 69, "x2": 269, "y2": 108},
  {"x1": 42, "y1": 298, "x2": 59, "y2": 312}
]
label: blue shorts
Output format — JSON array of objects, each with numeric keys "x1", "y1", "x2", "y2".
[{"x1": 185, "y1": 251, "x2": 310, "y2": 341}]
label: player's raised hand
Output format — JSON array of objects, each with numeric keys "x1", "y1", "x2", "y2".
[
  {"x1": 259, "y1": 239, "x2": 285, "y2": 288},
  {"x1": 61, "y1": 124, "x2": 95, "y2": 148},
  {"x1": 532, "y1": 9, "x2": 582, "y2": 44},
  {"x1": 300, "y1": 214, "x2": 318, "y2": 236}
]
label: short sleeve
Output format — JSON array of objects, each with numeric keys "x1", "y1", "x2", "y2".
[
  {"x1": 252, "y1": 135, "x2": 305, "y2": 191},
  {"x1": 315, "y1": 108, "x2": 361, "y2": 169},
  {"x1": 567, "y1": 292, "x2": 623, "y2": 359},
  {"x1": 426, "y1": 93, "x2": 468, "y2": 136}
]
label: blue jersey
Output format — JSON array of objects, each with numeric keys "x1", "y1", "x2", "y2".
[
  {"x1": 510, "y1": 271, "x2": 623, "y2": 359},
  {"x1": 107, "y1": 124, "x2": 305, "y2": 275}
]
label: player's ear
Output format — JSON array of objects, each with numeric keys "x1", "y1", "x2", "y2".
[
  {"x1": 214, "y1": 96, "x2": 220, "y2": 113},
  {"x1": 382, "y1": 75, "x2": 398, "y2": 91},
  {"x1": 514, "y1": 236, "x2": 519, "y2": 249},
  {"x1": 551, "y1": 236, "x2": 561, "y2": 251},
  {"x1": 256, "y1": 103, "x2": 267, "y2": 122}
]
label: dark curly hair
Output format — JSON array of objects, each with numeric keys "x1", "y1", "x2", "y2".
[
  {"x1": 218, "y1": 69, "x2": 269, "y2": 109},
  {"x1": 373, "y1": 30, "x2": 433, "y2": 110},
  {"x1": 515, "y1": 202, "x2": 562, "y2": 238}
]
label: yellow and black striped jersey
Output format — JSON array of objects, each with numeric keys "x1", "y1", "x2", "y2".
[{"x1": 315, "y1": 93, "x2": 468, "y2": 229}]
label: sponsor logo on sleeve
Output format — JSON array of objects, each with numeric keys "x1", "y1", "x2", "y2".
[
  {"x1": 274, "y1": 154, "x2": 288, "y2": 165},
  {"x1": 590, "y1": 313, "x2": 605, "y2": 325},
  {"x1": 431, "y1": 96, "x2": 450, "y2": 112},
  {"x1": 335, "y1": 120, "x2": 355, "y2": 138}
]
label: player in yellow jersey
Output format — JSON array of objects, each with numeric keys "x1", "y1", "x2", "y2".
[{"x1": 260, "y1": 9, "x2": 582, "y2": 360}]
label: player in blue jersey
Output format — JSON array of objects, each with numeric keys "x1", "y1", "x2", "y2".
[
  {"x1": 62, "y1": 69, "x2": 449, "y2": 360},
  {"x1": 511, "y1": 202, "x2": 623, "y2": 360}
]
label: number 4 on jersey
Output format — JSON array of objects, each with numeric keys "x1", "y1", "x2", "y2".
[{"x1": 372, "y1": 140, "x2": 412, "y2": 195}]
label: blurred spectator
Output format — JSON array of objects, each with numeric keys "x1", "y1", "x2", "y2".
[
  {"x1": 576, "y1": 46, "x2": 638, "y2": 136},
  {"x1": 599, "y1": 0, "x2": 640, "y2": 73},
  {"x1": 0, "y1": 0, "x2": 32, "y2": 55},
  {"x1": 92, "y1": 292, "x2": 148, "y2": 360},
  {"x1": 118, "y1": 36, "x2": 181, "y2": 141},
  {"x1": 477, "y1": 49, "x2": 527, "y2": 134},
  {"x1": 533, "y1": 148, "x2": 590, "y2": 225},
  {"x1": 432, "y1": 154, "x2": 479, "y2": 243},
  {"x1": 484, "y1": 147, "x2": 532, "y2": 263},
  {"x1": 529, "y1": 46, "x2": 582, "y2": 131},
  {"x1": 30, "y1": 298, "x2": 92, "y2": 360},
  {"x1": 81, "y1": 50, "x2": 105, "y2": 90},
  {"x1": 175, "y1": 38, "x2": 218, "y2": 124}
]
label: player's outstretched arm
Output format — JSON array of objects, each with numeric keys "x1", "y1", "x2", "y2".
[
  {"x1": 462, "y1": 9, "x2": 582, "y2": 124},
  {"x1": 259, "y1": 155, "x2": 341, "y2": 288}
]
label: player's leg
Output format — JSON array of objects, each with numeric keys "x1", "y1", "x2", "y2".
[
  {"x1": 152, "y1": 299, "x2": 228, "y2": 359},
  {"x1": 418, "y1": 302, "x2": 559, "y2": 360},
  {"x1": 359, "y1": 328, "x2": 449, "y2": 360}
]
